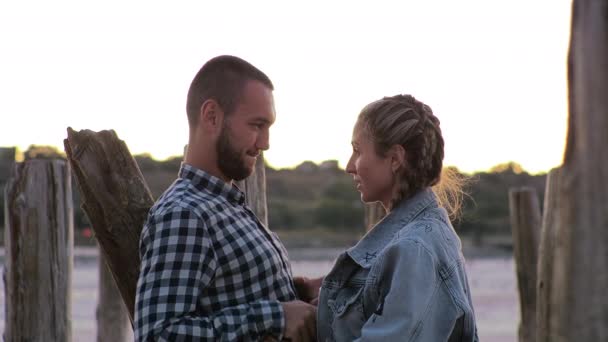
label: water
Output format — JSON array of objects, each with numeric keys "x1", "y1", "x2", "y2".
[{"x1": 1, "y1": 247, "x2": 518, "y2": 341}]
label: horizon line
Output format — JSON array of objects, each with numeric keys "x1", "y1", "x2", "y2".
[{"x1": 0, "y1": 144, "x2": 559, "y2": 176}]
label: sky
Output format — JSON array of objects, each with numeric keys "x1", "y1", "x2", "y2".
[{"x1": 0, "y1": 0, "x2": 572, "y2": 174}]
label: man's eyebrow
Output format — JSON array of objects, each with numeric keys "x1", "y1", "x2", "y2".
[{"x1": 250, "y1": 117, "x2": 273, "y2": 124}]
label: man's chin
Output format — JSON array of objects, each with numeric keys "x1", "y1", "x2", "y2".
[{"x1": 231, "y1": 165, "x2": 255, "y2": 182}]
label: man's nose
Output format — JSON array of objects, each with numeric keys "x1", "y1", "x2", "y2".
[{"x1": 256, "y1": 129, "x2": 270, "y2": 151}]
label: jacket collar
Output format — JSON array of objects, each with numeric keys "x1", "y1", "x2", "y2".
[{"x1": 347, "y1": 188, "x2": 437, "y2": 268}]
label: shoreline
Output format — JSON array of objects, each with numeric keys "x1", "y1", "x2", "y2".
[
  {"x1": 0, "y1": 239, "x2": 512, "y2": 264},
  {"x1": 0, "y1": 249, "x2": 518, "y2": 341}
]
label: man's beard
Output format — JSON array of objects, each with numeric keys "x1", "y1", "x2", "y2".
[{"x1": 217, "y1": 125, "x2": 253, "y2": 181}]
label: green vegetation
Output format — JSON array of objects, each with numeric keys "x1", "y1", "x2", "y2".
[{"x1": 0, "y1": 146, "x2": 549, "y2": 249}]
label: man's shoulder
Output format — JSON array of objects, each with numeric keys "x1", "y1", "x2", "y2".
[{"x1": 149, "y1": 178, "x2": 220, "y2": 220}]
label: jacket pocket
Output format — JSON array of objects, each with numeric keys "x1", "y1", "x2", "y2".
[{"x1": 328, "y1": 285, "x2": 365, "y2": 318}]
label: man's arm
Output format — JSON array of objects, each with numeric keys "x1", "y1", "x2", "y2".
[{"x1": 134, "y1": 206, "x2": 285, "y2": 341}]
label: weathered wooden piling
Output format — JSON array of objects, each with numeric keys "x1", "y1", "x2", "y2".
[
  {"x1": 96, "y1": 252, "x2": 132, "y2": 341},
  {"x1": 536, "y1": 0, "x2": 608, "y2": 340},
  {"x1": 536, "y1": 168, "x2": 560, "y2": 342},
  {"x1": 364, "y1": 202, "x2": 385, "y2": 232},
  {"x1": 3, "y1": 159, "x2": 73, "y2": 342},
  {"x1": 64, "y1": 127, "x2": 154, "y2": 323},
  {"x1": 508, "y1": 187, "x2": 541, "y2": 342},
  {"x1": 236, "y1": 154, "x2": 269, "y2": 226}
]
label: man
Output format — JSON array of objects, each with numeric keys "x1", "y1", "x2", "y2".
[{"x1": 134, "y1": 55, "x2": 316, "y2": 341}]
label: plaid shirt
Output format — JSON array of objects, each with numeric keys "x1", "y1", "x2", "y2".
[{"x1": 135, "y1": 163, "x2": 297, "y2": 341}]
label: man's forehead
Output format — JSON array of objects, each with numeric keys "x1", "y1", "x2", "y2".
[{"x1": 234, "y1": 103, "x2": 276, "y2": 123}]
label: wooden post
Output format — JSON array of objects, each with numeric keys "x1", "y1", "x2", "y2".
[
  {"x1": 0, "y1": 147, "x2": 16, "y2": 180},
  {"x1": 364, "y1": 202, "x2": 386, "y2": 231},
  {"x1": 364, "y1": 202, "x2": 385, "y2": 232},
  {"x1": 96, "y1": 252, "x2": 132, "y2": 342},
  {"x1": 538, "y1": 1, "x2": 608, "y2": 340},
  {"x1": 64, "y1": 127, "x2": 155, "y2": 322},
  {"x1": 3, "y1": 159, "x2": 73, "y2": 342},
  {"x1": 536, "y1": 168, "x2": 561, "y2": 342},
  {"x1": 236, "y1": 153, "x2": 268, "y2": 226},
  {"x1": 508, "y1": 187, "x2": 541, "y2": 342}
]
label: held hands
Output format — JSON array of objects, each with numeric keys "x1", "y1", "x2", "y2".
[
  {"x1": 281, "y1": 300, "x2": 317, "y2": 342},
  {"x1": 293, "y1": 276, "x2": 324, "y2": 305},
  {"x1": 267, "y1": 276, "x2": 323, "y2": 341}
]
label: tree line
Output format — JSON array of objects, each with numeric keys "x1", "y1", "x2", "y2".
[{"x1": 0, "y1": 145, "x2": 548, "y2": 246}]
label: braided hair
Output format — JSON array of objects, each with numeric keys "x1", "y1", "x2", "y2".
[{"x1": 357, "y1": 94, "x2": 465, "y2": 218}]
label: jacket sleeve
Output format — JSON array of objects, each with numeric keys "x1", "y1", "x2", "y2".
[
  {"x1": 355, "y1": 238, "x2": 448, "y2": 341},
  {"x1": 134, "y1": 206, "x2": 285, "y2": 341}
]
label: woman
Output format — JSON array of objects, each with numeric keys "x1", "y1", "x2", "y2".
[{"x1": 315, "y1": 94, "x2": 478, "y2": 341}]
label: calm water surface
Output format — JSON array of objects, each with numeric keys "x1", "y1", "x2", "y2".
[{"x1": 1, "y1": 247, "x2": 518, "y2": 341}]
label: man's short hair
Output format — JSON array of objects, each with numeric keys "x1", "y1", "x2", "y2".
[{"x1": 186, "y1": 55, "x2": 274, "y2": 126}]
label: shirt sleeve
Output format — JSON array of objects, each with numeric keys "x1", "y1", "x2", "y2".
[
  {"x1": 134, "y1": 206, "x2": 285, "y2": 341},
  {"x1": 355, "y1": 239, "x2": 444, "y2": 341}
]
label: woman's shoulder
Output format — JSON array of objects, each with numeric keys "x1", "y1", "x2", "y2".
[
  {"x1": 389, "y1": 209, "x2": 462, "y2": 261},
  {"x1": 394, "y1": 206, "x2": 448, "y2": 236}
]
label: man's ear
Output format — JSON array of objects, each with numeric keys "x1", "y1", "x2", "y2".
[
  {"x1": 389, "y1": 144, "x2": 406, "y2": 174},
  {"x1": 199, "y1": 99, "x2": 224, "y2": 132}
]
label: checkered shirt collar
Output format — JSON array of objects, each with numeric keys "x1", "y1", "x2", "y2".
[{"x1": 179, "y1": 163, "x2": 246, "y2": 205}]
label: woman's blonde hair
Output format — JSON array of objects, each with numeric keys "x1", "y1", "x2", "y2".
[{"x1": 357, "y1": 94, "x2": 466, "y2": 219}]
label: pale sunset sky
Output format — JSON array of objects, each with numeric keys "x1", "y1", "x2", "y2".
[{"x1": 0, "y1": 0, "x2": 572, "y2": 174}]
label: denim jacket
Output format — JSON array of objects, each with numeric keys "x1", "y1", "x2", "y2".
[{"x1": 317, "y1": 189, "x2": 479, "y2": 341}]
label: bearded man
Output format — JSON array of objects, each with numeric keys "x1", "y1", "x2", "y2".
[{"x1": 134, "y1": 55, "x2": 316, "y2": 342}]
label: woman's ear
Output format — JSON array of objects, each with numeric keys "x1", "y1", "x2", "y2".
[{"x1": 389, "y1": 144, "x2": 406, "y2": 174}]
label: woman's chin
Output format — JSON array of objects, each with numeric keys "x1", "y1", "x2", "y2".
[{"x1": 360, "y1": 193, "x2": 374, "y2": 203}]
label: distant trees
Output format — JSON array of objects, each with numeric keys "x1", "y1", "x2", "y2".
[
  {"x1": 455, "y1": 162, "x2": 546, "y2": 246},
  {"x1": 268, "y1": 160, "x2": 547, "y2": 243},
  {"x1": 0, "y1": 148, "x2": 550, "y2": 247},
  {"x1": 23, "y1": 145, "x2": 65, "y2": 160},
  {"x1": 313, "y1": 179, "x2": 363, "y2": 231}
]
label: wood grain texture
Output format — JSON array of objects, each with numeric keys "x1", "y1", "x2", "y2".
[
  {"x1": 64, "y1": 127, "x2": 154, "y2": 322},
  {"x1": 508, "y1": 187, "x2": 541, "y2": 342},
  {"x1": 97, "y1": 250, "x2": 132, "y2": 342},
  {"x1": 3, "y1": 159, "x2": 73, "y2": 342},
  {"x1": 541, "y1": 1, "x2": 608, "y2": 340},
  {"x1": 236, "y1": 153, "x2": 268, "y2": 226},
  {"x1": 536, "y1": 168, "x2": 560, "y2": 342},
  {"x1": 364, "y1": 202, "x2": 385, "y2": 232}
]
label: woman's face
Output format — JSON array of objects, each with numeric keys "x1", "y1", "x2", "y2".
[{"x1": 346, "y1": 122, "x2": 395, "y2": 207}]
